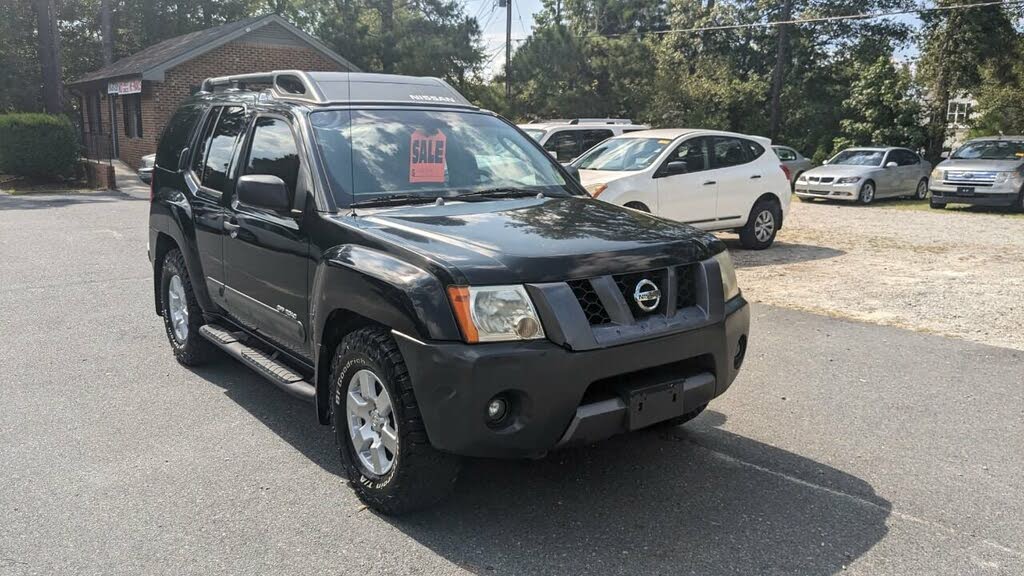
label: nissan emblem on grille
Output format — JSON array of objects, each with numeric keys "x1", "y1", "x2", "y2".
[{"x1": 633, "y1": 279, "x2": 662, "y2": 312}]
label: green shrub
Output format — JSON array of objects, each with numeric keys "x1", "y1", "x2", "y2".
[{"x1": 0, "y1": 113, "x2": 79, "y2": 178}]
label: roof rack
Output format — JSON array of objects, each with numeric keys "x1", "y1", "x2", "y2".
[
  {"x1": 199, "y1": 70, "x2": 325, "y2": 102},
  {"x1": 530, "y1": 118, "x2": 635, "y2": 125}
]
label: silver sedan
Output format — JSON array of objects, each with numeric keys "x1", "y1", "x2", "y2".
[
  {"x1": 773, "y1": 145, "x2": 814, "y2": 184},
  {"x1": 794, "y1": 147, "x2": 932, "y2": 204}
]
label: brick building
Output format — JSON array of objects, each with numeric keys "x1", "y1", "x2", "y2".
[{"x1": 69, "y1": 15, "x2": 357, "y2": 169}]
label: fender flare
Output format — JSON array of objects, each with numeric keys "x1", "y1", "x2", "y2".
[{"x1": 150, "y1": 193, "x2": 216, "y2": 313}]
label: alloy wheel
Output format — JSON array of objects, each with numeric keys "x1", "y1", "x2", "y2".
[
  {"x1": 346, "y1": 369, "x2": 398, "y2": 475},
  {"x1": 167, "y1": 275, "x2": 189, "y2": 343},
  {"x1": 754, "y1": 209, "x2": 775, "y2": 243},
  {"x1": 916, "y1": 180, "x2": 928, "y2": 200}
]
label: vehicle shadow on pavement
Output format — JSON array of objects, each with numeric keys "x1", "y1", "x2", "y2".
[
  {"x1": 724, "y1": 240, "x2": 845, "y2": 268},
  {"x1": 388, "y1": 410, "x2": 890, "y2": 576}
]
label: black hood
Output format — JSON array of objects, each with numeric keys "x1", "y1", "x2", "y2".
[{"x1": 342, "y1": 196, "x2": 723, "y2": 285}]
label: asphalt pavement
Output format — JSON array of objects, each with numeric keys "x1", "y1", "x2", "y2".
[{"x1": 1, "y1": 191, "x2": 1021, "y2": 575}]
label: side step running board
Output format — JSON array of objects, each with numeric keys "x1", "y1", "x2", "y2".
[{"x1": 199, "y1": 324, "x2": 316, "y2": 402}]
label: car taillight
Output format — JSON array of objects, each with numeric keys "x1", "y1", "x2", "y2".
[{"x1": 780, "y1": 164, "x2": 791, "y2": 181}]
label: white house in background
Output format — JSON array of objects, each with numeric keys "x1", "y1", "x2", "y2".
[{"x1": 944, "y1": 94, "x2": 976, "y2": 150}]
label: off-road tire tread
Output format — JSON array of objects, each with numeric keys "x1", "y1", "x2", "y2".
[
  {"x1": 330, "y1": 326, "x2": 460, "y2": 514},
  {"x1": 160, "y1": 249, "x2": 216, "y2": 366}
]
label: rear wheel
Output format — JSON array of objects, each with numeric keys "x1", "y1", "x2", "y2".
[
  {"x1": 915, "y1": 178, "x2": 929, "y2": 200},
  {"x1": 739, "y1": 200, "x2": 780, "y2": 250},
  {"x1": 858, "y1": 181, "x2": 876, "y2": 205},
  {"x1": 331, "y1": 326, "x2": 460, "y2": 514},
  {"x1": 160, "y1": 249, "x2": 216, "y2": 366}
]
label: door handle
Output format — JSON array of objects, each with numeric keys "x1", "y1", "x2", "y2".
[
  {"x1": 703, "y1": 180, "x2": 716, "y2": 186},
  {"x1": 223, "y1": 220, "x2": 240, "y2": 238},
  {"x1": 750, "y1": 174, "x2": 762, "y2": 179}
]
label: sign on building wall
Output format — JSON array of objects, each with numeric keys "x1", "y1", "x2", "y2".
[{"x1": 107, "y1": 79, "x2": 142, "y2": 95}]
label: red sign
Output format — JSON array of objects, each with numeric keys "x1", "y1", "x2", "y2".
[{"x1": 409, "y1": 130, "x2": 446, "y2": 183}]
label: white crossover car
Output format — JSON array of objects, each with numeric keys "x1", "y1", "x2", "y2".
[
  {"x1": 574, "y1": 129, "x2": 791, "y2": 249},
  {"x1": 795, "y1": 147, "x2": 931, "y2": 204}
]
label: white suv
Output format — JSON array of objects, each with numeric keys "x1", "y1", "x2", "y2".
[
  {"x1": 574, "y1": 129, "x2": 791, "y2": 249},
  {"x1": 519, "y1": 119, "x2": 649, "y2": 163}
]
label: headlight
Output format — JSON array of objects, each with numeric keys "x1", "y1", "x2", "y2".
[
  {"x1": 836, "y1": 176, "x2": 861, "y2": 184},
  {"x1": 714, "y1": 251, "x2": 740, "y2": 301},
  {"x1": 447, "y1": 285, "x2": 545, "y2": 343},
  {"x1": 994, "y1": 172, "x2": 1010, "y2": 184},
  {"x1": 796, "y1": 174, "x2": 807, "y2": 182},
  {"x1": 585, "y1": 183, "x2": 608, "y2": 198},
  {"x1": 930, "y1": 167, "x2": 943, "y2": 181}
]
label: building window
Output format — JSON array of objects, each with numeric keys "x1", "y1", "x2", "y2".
[
  {"x1": 88, "y1": 92, "x2": 102, "y2": 133},
  {"x1": 123, "y1": 93, "x2": 143, "y2": 138},
  {"x1": 947, "y1": 101, "x2": 971, "y2": 125}
]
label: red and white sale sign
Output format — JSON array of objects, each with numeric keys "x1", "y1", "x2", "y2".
[{"x1": 409, "y1": 130, "x2": 447, "y2": 183}]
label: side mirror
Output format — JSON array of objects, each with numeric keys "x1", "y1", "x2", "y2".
[
  {"x1": 885, "y1": 161, "x2": 898, "y2": 168},
  {"x1": 177, "y1": 147, "x2": 190, "y2": 171},
  {"x1": 236, "y1": 174, "x2": 290, "y2": 212},
  {"x1": 660, "y1": 160, "x2": 688, "y2": 177},
  {"x1": 940, "y1": 151, "x2": 950, "y2": 159},
  {"x1": 564, "y1": 164, "x2": 581, "y2": 183},
  {"x1": 821, "y1": 159, "x2": 830, "y2": 165}
]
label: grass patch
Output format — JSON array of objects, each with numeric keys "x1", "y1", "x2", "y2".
[{"x1": 0, "y1": 174, "x2": 94, "y2": 195}]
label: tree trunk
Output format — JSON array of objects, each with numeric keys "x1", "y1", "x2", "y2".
[
  {"x1": 768, "y1": 0, "x2": 793, "y2": 141},
  {"x1": 100, "y1": 0, "x2": 113, "y2": 65},
  {"x1": 379, "y1": 0, "x2": 395, "y2": 73},
  {"x1": 33, "y1": 0, "x2": 63, "y2": 114}
]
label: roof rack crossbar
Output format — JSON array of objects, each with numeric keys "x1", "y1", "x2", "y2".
[{"x1": 199, "y1": 70, "x2": 326, "y2": 102}]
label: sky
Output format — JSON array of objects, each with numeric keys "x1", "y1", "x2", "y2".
[{"x1": 470, "y1": 0, "x2": 924, "y2": 78}]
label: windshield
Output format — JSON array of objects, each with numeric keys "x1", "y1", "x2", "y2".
[
  {"x1": 522, "y1": 128, "x2": 544, "y2": 141},
  {"x1": 575, "y1": 137, "x2": 671, "y2": 171},
  {"x1": 952, "y1": 140, "x2": 1024, "y2": 160},
  {"x1": 310, "y1": 110, "x2": 570, "y2": 206},
  {"x1": 830, "y1": 150, "x2": 885, "y2": 166}
]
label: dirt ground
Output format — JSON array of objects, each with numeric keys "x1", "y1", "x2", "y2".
[{"x1": 727, "y1": 198, "x2": 1024, "y2": 352}]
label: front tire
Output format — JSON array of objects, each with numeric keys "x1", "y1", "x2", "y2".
[
  {"x1": 858, "y1": 181, "x2": 876, "y2": 205},
  {"x1": 330, "y1": 326, "x2": 460, "y2": 514},
  {"x1": 930, "y1": 197, "x2": 946, "y2": 209},
  {"x1": 739, "y1": 199, "x2": 780, "y2": 250},
  {"x1": 160, "y1": 249, "x2": 216, "y2": 366}
]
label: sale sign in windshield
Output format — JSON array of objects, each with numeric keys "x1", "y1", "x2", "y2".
[{"x1": 409, "y1": 130, "x2": 447, "y2": 183}]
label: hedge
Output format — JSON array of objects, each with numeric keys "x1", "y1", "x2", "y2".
[{"x1": 0, "y1": 113, "x2": 80, "y2": 178}]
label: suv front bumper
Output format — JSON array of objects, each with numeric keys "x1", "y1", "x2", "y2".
[
  {"x1": 394, "y1": 298, "x2": 749, "y2": 458},
  {"x1": 930, "y1": 182, "x2": 1020, "y2": 207}
]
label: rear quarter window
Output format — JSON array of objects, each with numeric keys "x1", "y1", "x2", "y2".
[{"x1": 155, "y1": 104, "x2": 204, "y2": 170}]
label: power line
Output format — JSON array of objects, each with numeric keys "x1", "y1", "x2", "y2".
[{"x1": 510, "y1": 0, "x2": 1024, "y2": 41}]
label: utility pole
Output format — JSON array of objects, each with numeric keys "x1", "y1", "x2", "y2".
[{"x1": 499, "y1": 0, "x2": 511, "y2": 103}]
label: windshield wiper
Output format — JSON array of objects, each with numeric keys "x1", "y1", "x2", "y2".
[
  {"x1": 453, "y1": 187, "x2": 556, "y2": 200},
  {"x1": 350, "y1": 193, "x2": 444, "y2": 208}
]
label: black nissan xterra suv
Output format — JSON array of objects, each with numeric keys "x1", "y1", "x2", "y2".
[{"x1": 149, "y1": 71, "x2": 750, "y2": 513}]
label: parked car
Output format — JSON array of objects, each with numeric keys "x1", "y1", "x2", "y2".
[
  {"x1": 149, "y1": 71, "x2": 750, "y2": 514},
  {"x1": 137, "y1": 154, "x2": 156, "y2": 184},
  {"x1": 794, "y1": 147, "x2": 931, "y2": 204},
  {"x1": 519, "y1": 119, "x2": 649, "y2": 163},
  {"x1": 929, "y1": 136, "x2": 1024, "y2": 210},
  {"x1": 773, "y1": 145, "x2": 813, "y2": 184},
  {"x1": 573, "y1": 129, "x2": 791, "y2": 249}
]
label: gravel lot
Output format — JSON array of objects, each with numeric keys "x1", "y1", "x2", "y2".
[{"x1": 730, "y1": 199, "x2": 1024, "y2": 351}]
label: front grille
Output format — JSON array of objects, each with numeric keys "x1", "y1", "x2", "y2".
[
  {"x1": 945, "y1": 170, "x2": 996, "y2": 183},
  {"x1": 567, "y1": 279, "x2": 611, "y2": 325},
  {"x1": 808, "y1": 176, "x2": 834, "y2": 184},
  {"x1": 613, "y1": 269, "x2": 668, "y2": 318},
  {"x1": 676, "y1": 265, "x2": 698, "y2": 308}
]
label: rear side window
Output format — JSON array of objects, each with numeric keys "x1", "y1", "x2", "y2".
[
  {"x1": 774, "y1": 147, "x2": 796, "y2": 161},
  {"x1": 194, "y1": 106, "x2": 246, "y2": 193},
  {"x1": 711, "y1": 136, "x2": 749, "y2": 169},
  {"x1": 155, "y1": 104, "x2": 203, "y2": 170},
  {"x1": 544, "y1": 131, "x2": 580, "y2": 162},
  {"x1": 581, "y1": 129, "x2": 614, "y2": 152},
  {"x1": 244, "y1": 117, "x2": 300, "y2": 197},
  {"x1": 895, "y1": 150, "x2": 919, "y2": 165},
  {"x1": 744, "y1": 140, "x2": 765, "y2": 159}
]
